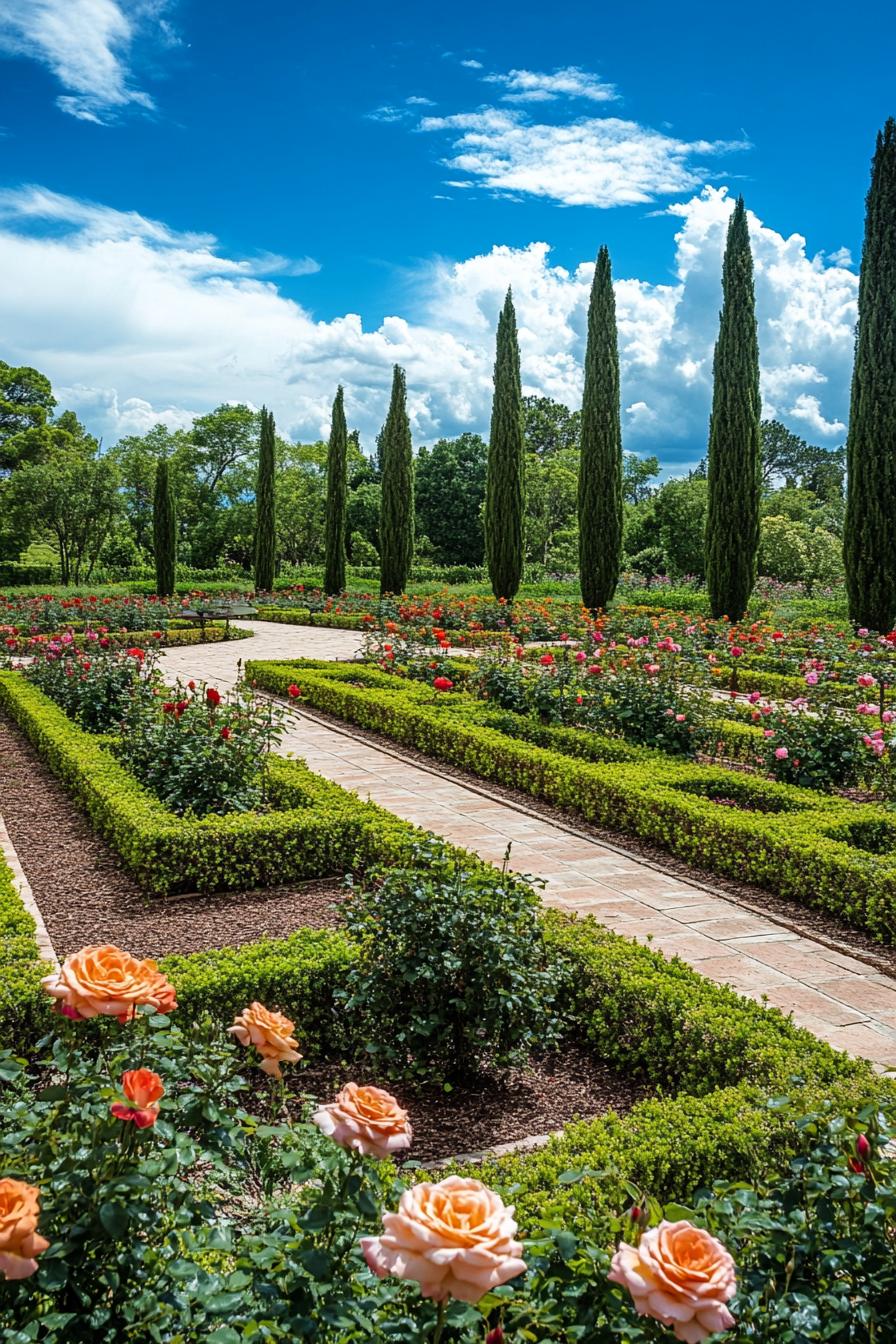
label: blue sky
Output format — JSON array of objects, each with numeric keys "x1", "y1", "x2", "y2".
[{"x1": 0, "y1": 0, "x2": 893, "y2": 469}]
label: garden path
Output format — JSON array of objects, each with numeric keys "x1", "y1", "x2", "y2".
[{"x1": 158, "y1": 620, "x2": 896, "y2": 1073}]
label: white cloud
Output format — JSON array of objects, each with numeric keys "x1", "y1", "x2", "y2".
[
  {"x1": 419, "y1": 108, "x2": 748, "y2": 207},
  {"x1": 0, "y1": 184, "x2": 857, "y2": 469},
  {"x1": 366, "y1": 104, "x2": 411, "y2": 123},
  {"x1": 406, "y1": 95, "x2": 435, "y2": 106},
  {"x1": 459, "y1": 58, "x2": 483, "y2": 69},
  {"x1": 0, "y1": 0, "x2": 174, "y2": 123},
  {"x1": 483, "y1": 66, "x2": 617, "y2": 104}
]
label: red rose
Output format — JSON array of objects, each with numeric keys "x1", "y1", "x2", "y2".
[
  {"x1": 287, "y1": 683, "x2": 301, "y2": 699},
  {"x1": 433, "y1": 676, "x2": 453, "y2": 692},
  {"x1": 162, "y1": 702, "x2": 175, "y2": 714},
  {"x1": 220, "y1": 727, "x2": 232, "y2": 740},
  {"x1": 206, "y1": 687, "x2": 222, "y2": 707}
]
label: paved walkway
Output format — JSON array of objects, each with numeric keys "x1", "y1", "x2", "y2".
[{"x1": 159, "y1": 620, "x2": 896, "y2": 1072}]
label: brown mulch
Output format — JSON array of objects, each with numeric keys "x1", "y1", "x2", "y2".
[
  {"x1": 293, "y1": 702, "x2": 896, "y2": 978},
  {"x1": 0, "y1": 714, "x2": 344, "y2": 959},
  {"x1": 276, "y1": 1045, "x2": 649, "y2": 1166}
]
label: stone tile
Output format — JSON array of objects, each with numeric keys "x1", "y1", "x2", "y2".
[
  {"x1": 813, "y1": 976, "x2": 896, "y2": 1019},
  {"x1": 690, "y1": 955, "x2": 792, "y2": 991},
  {"x1": 757, "y1": 983, "x2": 869, "y2": 1027}
]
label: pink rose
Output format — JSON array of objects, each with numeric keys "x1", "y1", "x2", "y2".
[
  {"x1": 312, "y1": 1083, "x2": 412, "y2": 1159},
  {"x1": 361, "y1": 1176, "x2": 525, "y2": 1303},
  {"x1": 805, "y1": 671, "x2": 819, "y2": 685},
  {"x1": 608, "y1": 1219, "x2": 736, "y2": 1343},
  {"x1": 857, "y1": 673, "x2": 876, "y2": 688},
  {"x1": 775, "y1": 746, "x2": 789, "y2": 760}
]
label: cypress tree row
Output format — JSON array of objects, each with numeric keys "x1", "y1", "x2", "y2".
[
  {"x1": 485, "y1": 287, "x2": 525, "y2": 601},
  {"x1": 152, "y1": 459, "x2": 176, "y2": 598},
  {"x1": 378, "y1": 365, "x2": 414, "y2": 595},
  {"x1": 323, "y1": 385, "x2": 348, "y2": 596},
  {"x1": 253, "y1": 407, "x2": 277, "y2": 593},
  {"x1": 705, "y1": 197, "x2": 762, "y2": 621},
  {"x1": 578, "y1": 245, "x2": 623, "y2": 612},
  {"x1": 843, "y1": 117, "x2": 896, "y2": 632}
]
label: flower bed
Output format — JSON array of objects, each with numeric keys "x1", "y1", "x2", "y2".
[{"x1": 248, "y1": 659, "x2": 896, "y2": 941}]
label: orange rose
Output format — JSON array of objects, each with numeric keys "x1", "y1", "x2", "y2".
[
  {"x1": 0, "y1": 1180, "x2": 50, "y2": 1281},
  {"x1": 41, "y1": 945, "x2": 178, "y2": 1022},
  {"x1": 608, "y1": 1219, "x2": 736, "y2": 1343},
  {"x1": 361, "y1": 1176, "x2": 525, "y2": 1303},
  {"x1": 312, "y1": 1083, "x2": 412, "y2": 1159},
  {"x1": 228, "y1": 1002, "x2": 301, "y2": 1078},
  {"x1": 110, "y1": 1068, "x2": 165, "y2": 1128}
]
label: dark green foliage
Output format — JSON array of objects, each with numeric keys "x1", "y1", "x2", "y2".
[
  {"x1": 152, "y1": 458, "x2": 176, "y2": 597},
  {"x1": 378, "y1": 366, "x2": 414, "y2": 594},
  {"x1": 579, "y1": 246, "x2": 623, "y2": 610},
  {"x1": 414, "y1": 432, "x2": 487, "y2": 564},
  {"x1": 844, "y1": 118, "x2": 896, "y2": 631},
  {"x1": 485, "y1": 288, "x2": 525, "y2": 600},
  {"x1": 338, "y1": 842, "x2": 562, "y2": 1084},
  {"x1": 705, "y1": 197, "x2": 762, "y2": 620},
  {"x1": 253, "y1": 407, "x2": 276, "y2": 592},
  {"x1": 323, "y1": 386, "x2": 348, "y2": 595}
]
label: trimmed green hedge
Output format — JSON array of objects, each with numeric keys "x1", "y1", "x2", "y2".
[
  {"x1": 0, "y1": 671, "x2": 487, "y2": 898},
  {"x1": 255, "y1": 607, "x2": 367, "y2": 631},
  {"x1": 0, "y1": 851, "x2": 47, "y2": 1049},
  {"x1": 249, "y1": 659, "x2": 896, "y2": 941}
]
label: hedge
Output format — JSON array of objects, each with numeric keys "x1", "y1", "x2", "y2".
[
  {"x1": 0, "y1": 671, "x2": 491, "y2": 898},
  {"x1": 0, "y1": 850, "x2": 47, "y2": 1049},
  {"x1": 249, "y1": 659, "x2": 896, "y2": 941}
]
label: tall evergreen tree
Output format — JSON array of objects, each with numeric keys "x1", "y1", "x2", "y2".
[
  {"x1": 844, "y1": 117, "x2": 896, "y2": 632},
  {"x1": 253, "y1": 407, "x2": 276, "y2": 592},
  {"x1": 578, "y1": 246, "x2": 623, "y2": 611},
  {"x1": 378, "y1": 365, "x2": 414, "y2": 595},
  {"x1": 705, "y1": 197, "x2": 762, "y2": 620},
  {"x1": 152, "y1": 458, "x2": 176, "y2": 597},
  {"x1": 323, "y1": 386, "x2": 348, "y2": 595},
  {"x1": 485, "y1": 288, "x2": 525, "y2": 601}
]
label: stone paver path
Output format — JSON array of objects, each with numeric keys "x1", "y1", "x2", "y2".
[{"x1": 159, "y1": 620, "x2": 896, "y2": 1072}]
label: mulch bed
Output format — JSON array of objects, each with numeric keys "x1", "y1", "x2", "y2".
[
  {"x1": 0, "y1": 714, "x2": 344, "y2": 959},
  {"x1": 0, "y1": 709, "x2": 648, "y2": 1153},
  {"x1": 274, "y1": 1046, "x2": 649, "y2": 1166},
  {"x1": 293, "y1": 702, "x2": 896, "y2": 977}
]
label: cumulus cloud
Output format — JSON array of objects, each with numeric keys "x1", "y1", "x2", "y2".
[
  {"x1": 0, "y1": 0, "x2": 175, "y2": 123},
  {"x1": 0, "y1": 184, "x2": 857, "y2": 468},
  {"x1": 483, "y1": 66, "x2": 618, "y2": 104},
  {"x1": 419, "y1": 108, "x2": 747, "y2": 207}
]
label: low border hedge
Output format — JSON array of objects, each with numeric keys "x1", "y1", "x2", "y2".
[
  {"x1": 0, "y1": 671, "x2": 486, "y2": 898},
  {"x1": 249, "y1": 659, "x2": 896, "y2": 941},
  {"x1": 0, "y1": 851, "x2": 47, "y2": 1049}
]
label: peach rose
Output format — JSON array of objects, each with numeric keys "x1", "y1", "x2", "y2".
[
  {"x1": 41, "y1": 945, "x2": 178, "y2": 1023},
  {"x1": 110, "y1": 1068, "x2": 165, "y2": 1128},
  {"x1": 0, "y1": 1180, "x2": 50, "y2": 1281},
  {"x1": 608, "y1": 1219, "x2": 736, "y2": 1343},
  {"x1": 312, "y1": 1083, "x2": 412, "y2": 1159},
  {"x1": 228, "y1": 1002, "x2": 301, "y2": 1078},
  {"x1": 361, "y1": 1176, "x2": 526, "y2": 1303}
]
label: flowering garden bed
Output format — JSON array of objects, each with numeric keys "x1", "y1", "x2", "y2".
[{"x1": 247, "y1": 659, "x2": 896, "y2": 941}]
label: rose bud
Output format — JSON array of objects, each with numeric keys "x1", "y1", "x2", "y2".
[{"x1": 856, "y1": 1134, "x2": 872, "y2": 1161}]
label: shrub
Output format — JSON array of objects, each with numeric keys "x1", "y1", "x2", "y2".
[
  {"x1": 23, "y1": 641, "x2": 155, "y2": 733},
  {"x1": 760, "y1": 699, "x2": 871, "y2": 792},
  {"x1": 338, "y1": 843, "x2": 564, "y2": 1084}
]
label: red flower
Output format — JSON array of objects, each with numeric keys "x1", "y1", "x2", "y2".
[
  {"x1": 162, "y1": 702, "x2": 176, "y2": 714},
  {"x1": 539, "y1": 653, "x2": 554, "y2": 666},
  {"x1": 187, "y1": 680, "x2": 196, "y2": 691},
  {"x1": 433, "y1": 676, "x2": 453, "y2": 692},
  {"x1": 175, "y1": 700, "x2": 189, "y2": 717},
  {"x1": 220, "y1": 727, "x2": 232, "y2": 740},
  {"x1": 287, "y1": 683, "x2": 301, "y2": 699},
  {"x1": 126, "y1": 647, "x2": 145, "y2": 661},
  {"x1": 206, "y1": 687, "x2": 222, "y2": 707},
  {"x1": 110, "y1": 1069, "x2": 164, "y2": 1129}
]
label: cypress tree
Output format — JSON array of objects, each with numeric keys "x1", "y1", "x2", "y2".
[
  {"x1": 152, "y1": 458, "x2": 176, "y2": 598},
  {"x1": 379, "y1": 365, "x2": 414, "y2": 595},
  {"x1": 253, "y1": 407, "x2": 276, "y2": 593},
  {"x1": 485, "y1": 287, "x2": 525, "y2": 601},
  {"x1": 844, "y1": 117, "x2": 896, "y2": 632},
  {"x1": 705, "y1": 197, "x2": 762, "y2": 621},
  {"x1": 578, "y1": 245, "x2": 623, "y2": 611},
  {"x1": 324, "y1": 385, "x2": 348, "y2": 595}
]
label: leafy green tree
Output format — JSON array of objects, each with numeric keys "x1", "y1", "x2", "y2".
[
  {"x1": 4, "y1": 431, "x2": 121, "y2": 584},
  {"x1": 705, "y1": 196, "x2": 762, "y2": 619},
  {"x1": 761, "y1": 420, "x2": 845, "y2": 498},
  {"x1": 844, "y1": 117, "x2": 896, "y2": 631},
  {"x1": 522, "y1": 395, "x2": 580, "y2": 457},
  {"x1": 525, "y1": 450, "x2": 578, "y2": 565},
  {"x1": 0, "y1": 361, "x2": 56, "y2": 470},
  {"x1": 277, "y1": 449, "x2": 326, "y2": 566},
  {"x1": 579, "y1": 245, "x2": 623, "y2": 610},
  {"x1": 378, "y1": 365, "x2": 414, "y2": 595},
  {"x1": 111, "y1": 425, "x2": 193, "y2": 555},
  {"x1": 253, "y1": 408, "x2": 277, "y2": 591},
  {"x1": 152, "y1": 459, "x2": 176, "y2": 596},
  {"x1": 346, "y1": 481, "x2": 381, "y2": 557},
  {"x1": 485, "y1": 288, "x2": 525, "y2": 600},
  {"x1": 415, "y1": 433, "x2": 487, "y2": 565},
  {"x1": 654, "y1": 476, "x2": 709, "y2": 579},
  {"x1": 324, "y1": 387, "x2": 348, "y2": 594},
  {"x1": 623, "y1": 451, "x2": 660, "y2": 504}
]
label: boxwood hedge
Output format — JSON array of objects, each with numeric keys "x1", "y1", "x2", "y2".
[{"x1": 248, "y1": 658, "x2": 896, "y2": 941}]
